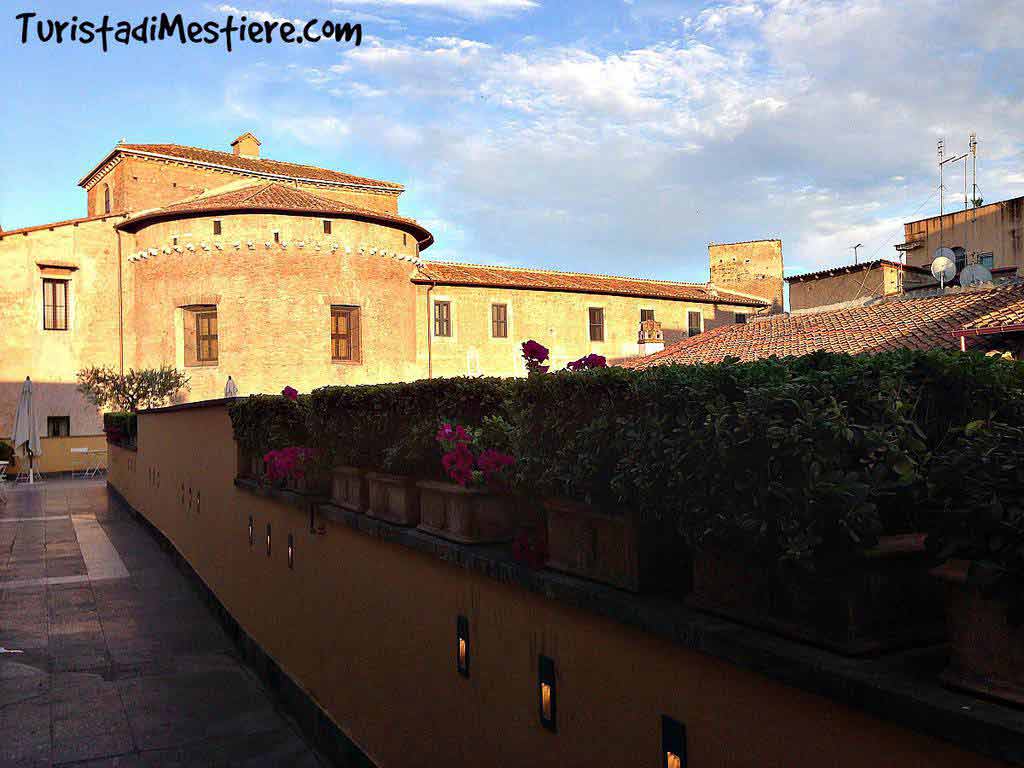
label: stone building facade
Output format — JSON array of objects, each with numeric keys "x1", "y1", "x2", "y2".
[{"x1": 1, "y1": 134, "x2": 776, "y2": 445}]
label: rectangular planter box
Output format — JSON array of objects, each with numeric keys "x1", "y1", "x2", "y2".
[
  {"x1": 331, "y1": 466, "x2": 368, "y2": 514},
  {"x1": 543, "y1": 498, "x2": 675, "y2": 593},
  {"x1": 688, "y1": 535, "x2": 946, "y2": 656},
  {"x1": 283, "y1": 470, "x2": 330, "y2": 498},
  {"x1": 932, "y1": 559, "x2": 1024, "y2": 706},
  {"x1": 417, "y1": 480, "x2": 516, "y2": 544},
  {"x1": 365, "y1": 472, "x2": 419, "y2": 526}
]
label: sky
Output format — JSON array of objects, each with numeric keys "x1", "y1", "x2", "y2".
[{"x1": 2, "y1": 0, "x2": 1023, "y2": 283}]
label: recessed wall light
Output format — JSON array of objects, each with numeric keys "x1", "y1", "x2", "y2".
[
  {"x1": 538, "y1": 655, "x2": 556, "y2": 732},
  {"x1": 287, "y1": 533, "x2": 294, "y2": 569},
  {"x1": 266, "y1": 523, "x2": 272, "y2": 557},
  {"x1": 456, "y1": 616, "x2": 469, "y2": 678}
]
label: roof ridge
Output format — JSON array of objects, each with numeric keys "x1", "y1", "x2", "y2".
[
  {"x1": 121, "y1": 142, "x2": 403, "y2": 189},
  {"x1": 420, "y1": 260, "x2": 709, "y2": 287}
]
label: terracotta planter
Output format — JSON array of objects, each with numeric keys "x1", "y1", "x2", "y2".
[
  {"x1": 284, "y1": 470, "x2": 330, "y2": 497},
  {"x1": 543, "y1": 498, "x2": 675, "y2": 593},
  {"x1": 331, "y1": 466, "x2": 368, "y2": 514},
  {"x1": 932, "y1": 559, "x2": 1024, "y2": 705},
  {"x1": 689, "y1": 534, "x2": 945, "y2": 656},
  {"x1": 365, "y1": 472, "x2": 419, "y2": 526},
  {"x1": 416, "y1": 480, "x2": 516, "y2": 544}
]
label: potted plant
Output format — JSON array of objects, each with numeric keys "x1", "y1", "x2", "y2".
[
  {"x1": 417, "y1": 421, "x2": 517, "y2": 544},
  {"x1": 331, "y1": 465, "x2": 368, "y2": 513},
  {"x1": 928, "y1": 421, "x2": 1024, "y2": 704},
  {"x1": 683, "y1": 387, "x2": 945, "y2": 655},
  {"x1": 263, "y1": 446, "x2": 328, "y2": 496}
]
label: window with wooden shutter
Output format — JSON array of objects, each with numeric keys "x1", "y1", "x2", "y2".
[
  {"x1": 588, "y1": 307, "x2": 604, "y2": 342},
  {"x1": 42, "y1": 279, "x2": 69, "y2": 330},
  {"x1": 491, "y1": 304, "x2": 508, "y2": 338},
  {"x1": 331, "y1": 306, "x2": 361, "y2": 362},
  {"x1": 195, "y1": 310, "x2": 218, "y2": 362},
  {"x1": 641, "y1": 309, "x2": 655, "y2": 323},
  {"x1": 688, "y1": 311, "x2": 703, "y2": 337},
  {"x1": 434, "y1": 301, "x2": 452, "y2": 337}
]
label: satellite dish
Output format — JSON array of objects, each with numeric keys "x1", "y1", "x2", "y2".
[
  {"x1": 931, "y1": 250, "x2": 957, "y2": 288},
  {"x1": 960, "y1": 263, "x2": 992, "y2": 287}
]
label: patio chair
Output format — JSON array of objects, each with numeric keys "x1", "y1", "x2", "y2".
[{"x1": 70, "y1": 446, "x2": 90, "y2": 478}]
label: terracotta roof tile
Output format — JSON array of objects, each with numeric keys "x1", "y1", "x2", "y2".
[
  {"x1": 80, "y1": 143, "x2": 403, "y2": 191},
  {"x1": 412, "y1": 262, "x2": 768, "y2": 306},
  {"x1": 621, "y1": 282, "x2": 1024, "y2": 368},
  {"x1": 115, "y1": 182, "x2": 433, "y2": 247}
]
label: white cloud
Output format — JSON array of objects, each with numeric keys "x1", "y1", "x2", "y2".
[
  {"x1": 331, "y1": 0, "x2": 539, "y2": 20},
  {"x1": 214, "y1": 5, "x2": 304, "y2": 24},
  {"x1": 219, "y1": 0, "x2": 1024, "y2": 281}
]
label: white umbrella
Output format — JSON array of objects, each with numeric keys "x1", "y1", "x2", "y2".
[{"x1": 11, "y1": 377, "x2": 41, "y2": 484}]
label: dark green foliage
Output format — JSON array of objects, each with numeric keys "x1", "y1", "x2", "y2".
[
  {"x1": 103, "y1": 412, "x2": 138, "y2": 446},
  {"x1": 0, "y1": 440, "x2": 15, "y2": 467},
  {"x1": 927, "y1": 421, "x2": 1024, "y2": 625},
  {"x1": 227, "y1": 350, "x2": 1024, "y2": 567}
]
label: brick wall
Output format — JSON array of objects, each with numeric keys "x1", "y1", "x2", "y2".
[
  {"x1": 709, "y1": 240, "x2": 784, "y2": 312},
  {"x1": 0, "y1": 219, "x2": 123, "y2": 436}
]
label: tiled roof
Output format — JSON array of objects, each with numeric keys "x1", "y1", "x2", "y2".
[
  {"x1": 786, "y1": 259, "x2": 931, "y2": 283},
  {"x1": 79, "y1": 143, "x2": 403, "y2": 191},
  {"x1": 413, "y1": 262, "x2": 769, "y2": 306},
  {"x1": 959, "y1": 290, "x2": 1024, "y2": 334},
  {"x1": 621, "y1": 282, "x2": 1024, "y2": 368},
  {"x1": 116, "y1": 182, "x2": 434, "y2": 248},
  {"x1": 0, "y1": 212, "x2": 131, "y2": 240}
]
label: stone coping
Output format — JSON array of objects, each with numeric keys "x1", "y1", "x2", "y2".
[
  {"x1": 139, "y1": 397, "x2": 241, "y2": 415},
  {"x1": 231, "y1": 477, "x2": 1024, "y2": 766}
]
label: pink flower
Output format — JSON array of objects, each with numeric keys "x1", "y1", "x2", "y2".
[
  {"x1": 281, "y1": 386, "x2": 299, "y2": 401},
  {"x1": 567, "y1": 353, "x2": 608, "y2": 371},
  {"x1": 478, "y1": 449, "x2": 515, "y2": 475},
  {"x1": 442, "y1": 444, "x2": 476, "y2": 486},
  {"x1": 521, "y1": 340, "x2": 550, "y2": 364}
]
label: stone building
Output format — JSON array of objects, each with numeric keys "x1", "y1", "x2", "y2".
[
  {"x1": 0, "y1": 133, "x2": 776, "y2": 457},
  {"x1": 786, "y1": 259, "x2": 935, "y2": 314}
]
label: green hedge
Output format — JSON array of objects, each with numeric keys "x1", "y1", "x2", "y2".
[
  {"x1": 103, "y1": 412, "x2": 138, "y2": 446},
  {"x1": 228, "y1": 351, "x2": 1024, "y2": 565}
]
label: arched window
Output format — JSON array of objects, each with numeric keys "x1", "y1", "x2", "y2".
[{"x1": 103, "y1": 184, "x2": 111, "y2": 214}]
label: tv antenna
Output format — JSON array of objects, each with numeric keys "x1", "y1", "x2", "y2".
[
  {"x1": 931, "y1": 249, "x2": 957, "y2": 289},
  {"x1": 851, "y1": 243, "x2": 863, "y2": 265}
]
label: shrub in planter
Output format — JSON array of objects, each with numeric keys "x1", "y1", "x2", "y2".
[
  {"x1": 928, "y1": 421, "x2": 1024, "y2": 703},
  {"x1": 230, "y1": 389, "x2": 313, "y2": 482},
  {"x1": 103, "y1": 412, "x2": 137, "y2": 448},
  {"x1": 417, "y1": 421, "x2": 517, "y2": 543}
]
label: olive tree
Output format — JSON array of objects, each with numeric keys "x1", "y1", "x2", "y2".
[{"x1": 77, "y1": 366, "x2": 191, "y2": 414}]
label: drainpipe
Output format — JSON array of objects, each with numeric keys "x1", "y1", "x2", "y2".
[
  {"x1": 426, "y1": 281, "x2": 435, "y2": 379},
  {"x1": 117, "y1": 228, "x2": 124, "y2": 374}
]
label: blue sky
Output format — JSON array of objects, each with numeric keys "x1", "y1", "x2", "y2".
[{"x1": 3, "y1": 0, "x2": 1022, "y2": 283}]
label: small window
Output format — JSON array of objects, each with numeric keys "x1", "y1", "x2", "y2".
[
  {"x1": 273, "y1": 231, "x2": 280, "y2": 243},
  {"x1": 103, "y1": 184, "x2": 111, "y2": 215},
  {"x1": 323, "y1": 220, "x2": 332, "y2": 235},
  {"x1": 213, "y1": 220, "x2": 222, "y2": 236},
  {"x1": 172, "y1": 235, "x2": 179, "y2": 246},
  {"x1": 331, "y1": 306, "x2": 361, "y2": 362},
  {"x1": 640, "y1": 309, "x2": 655, "y2": 323},
  {"x1": 688, "y1": 311, "x2": 703, "y2": 337},
  {"x1": 196, "y1": 309, "x2": 218, "y2": 362},
  {"x1": 979, "y1": 252, "x2": 994, "y2": 268},
  {"x1": 588, "y1": 307, "x2": 604, "y2": 342},
  {"x1": 491, "y1": 304, "x2": 508, "y2": 338},
  {"x1": 47, "y1": 416, "x2": 70, "y2": 438},
  {"x1": 43, "y1": 279, "x2": 69, "y2": 331},
  {"x1": 403, "y1": 233, "x2": 408, "y2": 246},
  {"x1": 434, "y1": 301, "x2": 452, "y2": 337},
  {"x1": 735, "y1": 313, "x2": 747, "y2": 324}
]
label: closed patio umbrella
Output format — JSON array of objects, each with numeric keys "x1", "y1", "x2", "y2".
[{"x1": 11, "y1": 376, "x2": 42, "y2": 484}]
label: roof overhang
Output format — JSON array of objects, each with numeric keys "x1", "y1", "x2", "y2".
[
  {"x1": 952, "y1": 324, "x2": 1024, "y2": 338},
  {"x1": 409, "y1": 276, "x2": 766, "y2": 306},
  {"x1": 115, "y1": 204, "x2": 434, "y2": 250}
]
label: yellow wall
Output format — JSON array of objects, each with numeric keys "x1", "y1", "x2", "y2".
[
  {"x1": 1, "y1": 435, "x2": 107, "y2": 474},
  {"x1": 904, "y1": 198, "x2": 1024, "y2": 271},
  {"x1": 414, "y1": 284, "x2": 752, "y2": 375},
  {"x1": 106, "y1": 403, "x2": 1004, "y2": 768}
]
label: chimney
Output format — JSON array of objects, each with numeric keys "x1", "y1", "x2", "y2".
[
  {"x1": 230, "y1": 132, "x2": 261, "y2": 159},
  {"x1": 638, "y1": 319, "x2": 665, "y2": 356}
]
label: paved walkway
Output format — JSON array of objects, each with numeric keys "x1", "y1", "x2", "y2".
[{"x1": 0, "y1": 478, "x2": 322, "y2": 767}]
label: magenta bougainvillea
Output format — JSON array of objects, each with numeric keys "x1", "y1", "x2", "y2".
[
  {"x1": 263, "y1": 446, "x2": 315, "y2": 482},
  {"x1": 566, "y1": 353, "x2": 608, "y2": 371},
  {"x1": 436, "y1": 422, "x2": 515, "y2": 488},
  {"x1": 281, "y1": 385, "x2": 299, "y2": 402},
  {"x1": 521, "y1": 340, "x2": 550, "y2": 375}
]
